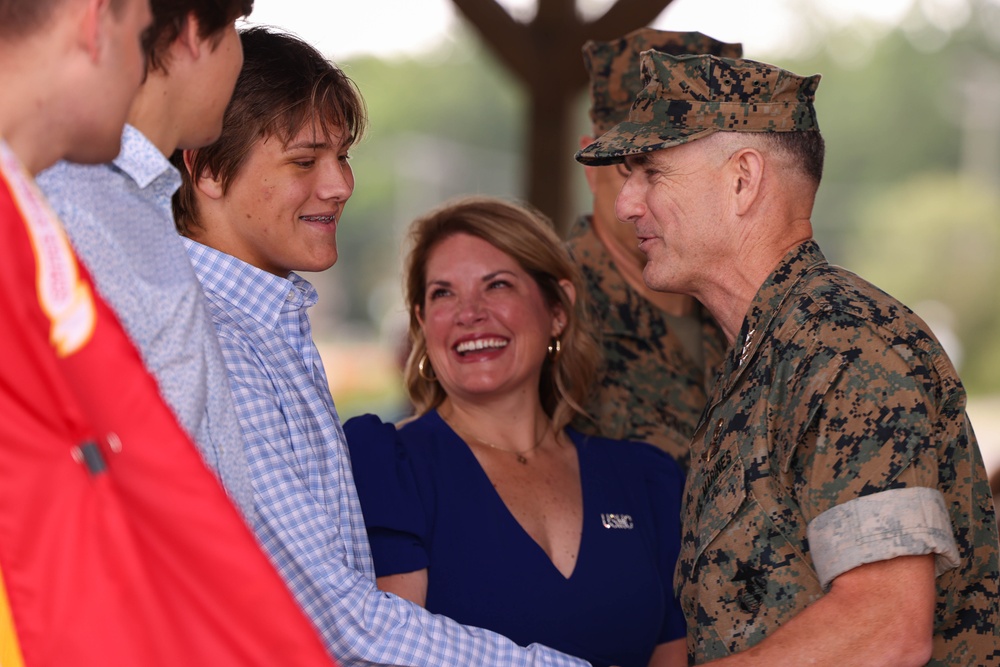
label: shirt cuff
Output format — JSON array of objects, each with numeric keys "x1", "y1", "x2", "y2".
[{"x1": 807, "y1": 487, "x2": 960, "y2": 590}]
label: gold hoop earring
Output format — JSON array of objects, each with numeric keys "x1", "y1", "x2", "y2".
[
  {"x1": 418, "y1": 354, "x2": 437, "y2": 381},
  {"x1": 547, "y1": 337, "x2": 562, "y2": 361}
]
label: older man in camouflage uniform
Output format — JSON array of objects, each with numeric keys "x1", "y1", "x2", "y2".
[
  {"x1": 568, "y1": 29, "x2": 738, "y2": 469},
  {"x1": 578, "y1": 52, "x2": 1000, "y2": 665}
]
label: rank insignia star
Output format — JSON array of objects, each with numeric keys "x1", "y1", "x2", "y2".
[{"x1": 739, "y1": 329, "x2": 756, "y2": 368}]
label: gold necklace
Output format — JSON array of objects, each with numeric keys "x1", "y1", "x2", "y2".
[{"x1": 444, "y1": 416, "x2": 548, "y2": 465}]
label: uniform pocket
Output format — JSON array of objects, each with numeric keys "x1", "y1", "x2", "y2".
[{"x1": 693, "y1": 450, "x2": 746, "y2": 565}]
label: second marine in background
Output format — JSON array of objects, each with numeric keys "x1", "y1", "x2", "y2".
[{"x1": 568, "y1": 29, "x2": 740, "y2": 470}]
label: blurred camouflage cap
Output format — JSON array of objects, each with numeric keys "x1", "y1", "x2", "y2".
[
  {"x1": 576, "y1": 51, "x2": 821, "y2": 166},
  {"x1": 584, "y1": 29, "x2": 742, "y2": 135}
]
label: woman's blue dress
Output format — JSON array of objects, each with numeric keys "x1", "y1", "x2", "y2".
[{"x1": 344, "y1": 409, "x2": 686, "y2": 667}]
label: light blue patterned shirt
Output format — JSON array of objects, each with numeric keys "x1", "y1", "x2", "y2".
[
  {"x1": 37, "y1": 126, "x2": 254, "y2": 520},
  {"x1": 183, "y1": 238, "x2": 590, "y2": 667}
]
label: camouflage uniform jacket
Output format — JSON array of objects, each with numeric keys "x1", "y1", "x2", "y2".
[
  {"x1": 678, "y1": 240, "x2": 999, "y2": 664},
  {"x1": 566, "y1": 215, "x2": 727, "y2": 471}
]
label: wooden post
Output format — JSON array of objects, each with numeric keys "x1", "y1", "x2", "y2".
[{"x1": 451, "y1": 0, "x2": 674, "y2": 233}]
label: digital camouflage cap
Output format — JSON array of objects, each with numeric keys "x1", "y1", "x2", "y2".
[
  {"x1": 577, "y1": 52, "x2": 821, "y2": 166},
  {"x1": 584, "y1": 29, "x2": 742, "y2": 135}
]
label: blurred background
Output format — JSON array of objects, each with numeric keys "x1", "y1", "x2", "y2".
[{"x1": 245, "y1": 0, "x2": 1000, "y2": 471}]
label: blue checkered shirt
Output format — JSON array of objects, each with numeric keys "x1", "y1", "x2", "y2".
[
  {"x1": 37, "y1": 126, "x2": 254, "y2": 520},
  {"x1": 184, "y1": 239, "x2": 590, "y2": 667}
]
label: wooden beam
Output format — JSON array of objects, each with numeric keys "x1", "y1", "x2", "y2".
[
  {"x1": 535, "y1": 0, "x2": 578, "y2": 27},
  {"x1": 449, "y1": 0, "x2": 679, "y2": 233},
  {"x1": 451, "y1": 0, "x2": 534, "y2": 81},
  {"x1": 586, "y1": 0, "x2": 673, "y2": 43}
]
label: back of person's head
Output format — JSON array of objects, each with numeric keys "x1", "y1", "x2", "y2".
[
  {"x1": 0, "y1": 0, "x2": 60, "y2": 39},
  {"x1": 0, "y1": 0, "x2": 129, "y2": 41},
  {"x1": 173, "y1": 25, "x2": 366, "y2": 235},
  {"x1": 145, "y1": 0, "x2": 253, "y2": 71},
  {"x1": 2, "y1": 0, "x2": 155, "y2": 172},
  {"x1": 403, "y1": 196, "x2": 601, "y2": 430}
]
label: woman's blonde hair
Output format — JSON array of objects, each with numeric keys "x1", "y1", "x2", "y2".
[{"x1": 403, "y1": 195, "x2": 600, "y2": 431}]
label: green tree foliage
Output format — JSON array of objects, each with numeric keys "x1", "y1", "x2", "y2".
[
  {"x1": 320, "y1": 6, "x2": 1000, "y2": 400},
  {"x1": 776, "y1": 5, "x2": 1000, "y2": 392},
  {"x1": 779, "y1": 28, "x2": 966, "y2": 257},
  {"x1": 844, "y1": 172, "x2": 1000, "y2": 393}
]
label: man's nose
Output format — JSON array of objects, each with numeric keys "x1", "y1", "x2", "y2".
[
  {"x1": 615, "y1": 171, "x2": 644, "y2": 224},
  {"x1": 317, "y1": 160, "x2": 354, "y2": 202}
]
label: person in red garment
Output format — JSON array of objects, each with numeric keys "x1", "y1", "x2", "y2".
[{"x1": 0, "y1": 0, "x2": 335, "y2": 665}]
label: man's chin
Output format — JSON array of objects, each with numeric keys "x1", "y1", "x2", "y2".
[
  {"x1": 642, "y1": 265, "x2": 675, "y2": 293},
  {"x1": 298, "y1": 252, "x2": 339, "y2": 274}
]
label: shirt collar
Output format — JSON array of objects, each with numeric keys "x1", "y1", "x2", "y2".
[
  {"x1": 722, "y1": 239, "x2": 828, "y2": 388},
  {"x1": 112, "y1": 124, "x2": 181, "y2": 192},
  {"x1": 182, "y1": 238, "x2": 318, "y2": 330}
]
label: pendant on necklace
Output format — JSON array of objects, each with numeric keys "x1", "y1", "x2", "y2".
[{"x1": 516, "y1": 453, "x2": 528, "y2": 464}]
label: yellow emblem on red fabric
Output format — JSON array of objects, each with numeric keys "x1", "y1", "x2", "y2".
[{"x1": 0, "y1": 142, "x2": 96, "y2": 357}]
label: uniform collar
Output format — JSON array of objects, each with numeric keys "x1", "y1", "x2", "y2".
[{"x1": 720, "y1": 240, "x2": 828, "y2": 393}]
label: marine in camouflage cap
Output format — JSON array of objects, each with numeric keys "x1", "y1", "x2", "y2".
[
  {"x1": 584, "y1": 29, "x2": 742, "y2": 135},
  {"x1": 567, "y1": 29, "x2": 738, "y2": 467},
  {"x1": 576, "y1": 51, "x2": 821, "y2": 166},
  {"x1": 674, "y1": 239, "x2": 1000, "y2": 664},
  {"x1": 587, "y1": 42, "x2": 1000, "y2": 666}
]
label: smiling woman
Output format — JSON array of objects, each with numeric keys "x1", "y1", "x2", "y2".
[
  {"x1": 344, "y1": 195, "x2": 690, "y2": 667},
  {"x1": 402, "y1": 196, "x2": 596, "y2": 428},
  {"x1": 413, "y1": 231, "x2": 579, "y2": 424}
]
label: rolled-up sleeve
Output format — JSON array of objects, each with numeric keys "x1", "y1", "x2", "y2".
[{"x1": 807, "y1": 487, "x2": 960, "y2": 590}]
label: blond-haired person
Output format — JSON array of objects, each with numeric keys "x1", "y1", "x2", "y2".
[{"x1": 346, "y1": 196, "x2": 687, "y2": 667}]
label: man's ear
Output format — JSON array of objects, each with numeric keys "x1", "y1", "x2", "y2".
[
  {"x1": 175, "y1": 11, "x2": 204, "y2": 60},
  {"x1": 183, "y1": 149, "x2": 224, "y2": 199},
  {"x1": 80, "y1": 0, "x2": 113, "y2": 61},
  {"x1": 731, "y1": 147, "x2": 765, "y2": 216},
  {"x1": 579, "y1": 135, "x2": 599, "y2": 195}
]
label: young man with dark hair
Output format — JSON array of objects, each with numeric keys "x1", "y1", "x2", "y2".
[
  {"x1": 176, "y1": 26, "x2": 590, "y2": 667},
  {"x1": 39, "y1": 0, "x2": 256, "y2": 518}
]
